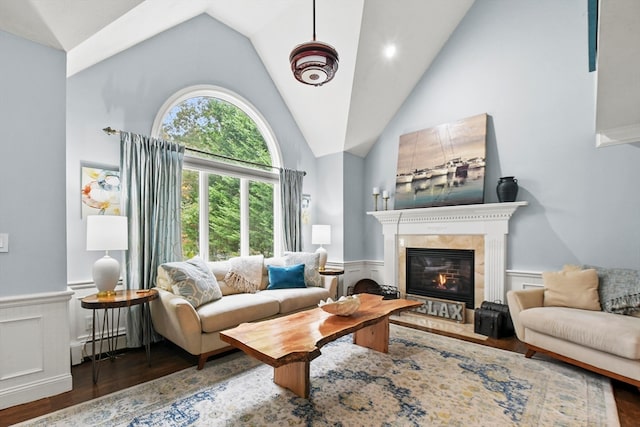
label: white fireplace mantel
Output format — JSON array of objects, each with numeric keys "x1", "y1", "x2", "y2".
[{"x1": 368, "y1": 201, "x2": 528, "y2": 302}]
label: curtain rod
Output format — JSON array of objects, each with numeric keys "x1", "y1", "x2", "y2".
[{"x1": 103, "y1": 127, "x2": 305, "y2": 176}]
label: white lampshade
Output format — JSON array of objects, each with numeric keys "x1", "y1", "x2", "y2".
[
  {"x1": 312, "y1": 224, "x2": 331, "y2": 271},
  {"x1": 312, "y1": 225, "x2": 331, "y2": 245},
  {"x1": 87, "y1": 215, "x2": 128, "y2": 296},
  {"x1": 87, "y1": 215, "x2": 128, "y2": 251}
]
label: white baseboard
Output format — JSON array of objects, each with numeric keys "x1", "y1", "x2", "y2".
[
  {"x1": 70, "y1": 335, "x2": 129, "y2": 365},
  {"x1": 70, "y1": 341, "x2": 84, "y2": 366},
  {"x1": 0, "y1": 373, "x2": 72, "y2": 411}
]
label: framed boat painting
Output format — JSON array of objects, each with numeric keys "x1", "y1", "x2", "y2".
[
  {"x1": 394, "y1": 113, "x2": 487, "y2": 209},
  {"x1": 81, "y1": 163, "x2": 121, "y2": 218}
]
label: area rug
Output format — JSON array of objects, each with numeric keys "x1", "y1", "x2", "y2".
[{"x1": 19, "y1": 325, "x2": 618, "y2": 426}]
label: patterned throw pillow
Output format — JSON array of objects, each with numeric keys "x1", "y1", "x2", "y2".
[
  {"x1": 284, "y1": 252, "x2": 322, "y2": 287},
  {"x1": 160, "y1": 257, "x2": 222, "y2": 308},
  {"x1": 584, "y1": 265, "x2": 640, "y2": 315}
]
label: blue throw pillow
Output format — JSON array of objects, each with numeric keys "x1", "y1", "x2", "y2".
[{"x1": 267, "y1": 264, "x2": 306, "y2": 290}]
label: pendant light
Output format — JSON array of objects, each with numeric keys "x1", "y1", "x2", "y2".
[{"x1": 289, "y1": 0, "x2": 339, "y2": 86}]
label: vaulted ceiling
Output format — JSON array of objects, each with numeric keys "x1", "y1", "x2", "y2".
[{"x1": 0, "y1": 0, "x2": 474, "y2": 157}]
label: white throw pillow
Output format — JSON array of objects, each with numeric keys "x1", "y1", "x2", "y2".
[{"x1": 224, "y1": 255, "x2": 264, "y2": 293}]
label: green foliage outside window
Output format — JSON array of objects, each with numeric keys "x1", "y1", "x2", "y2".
[
  {"x1": 208, "y1": 174, "x2": 240, "y2": 259},
  {"x1": 161, "y1": 97, "x2": 274, "y2": 260},
  {"x1": 181, "y1": 169, "x2": 199, "y2": 259},
  {"x1": 249, "y1": 181, "x2": 274, "y2": 256}
]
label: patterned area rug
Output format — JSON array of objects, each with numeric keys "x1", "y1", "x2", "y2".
[{"x1": 20, "y1": 325, "x2": 618, "y2": 426}]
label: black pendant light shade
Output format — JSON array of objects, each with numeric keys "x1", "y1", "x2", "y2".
[{"x1": 290, "y1": 0, "x2": 339, "y2": 86}]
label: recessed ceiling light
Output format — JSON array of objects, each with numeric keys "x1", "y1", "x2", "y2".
[{"x1": 383, "y1": 44, "x2": 397, "y2": 60}]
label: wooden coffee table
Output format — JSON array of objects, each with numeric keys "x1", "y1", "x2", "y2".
[{"x1": 219, "y1": 293, "x2": 421, "y2": 398}]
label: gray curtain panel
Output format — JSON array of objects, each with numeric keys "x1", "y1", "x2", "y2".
[
  {"x1": 279, "y1": 168, "x2": 305, "y2": 252},
  {"x1": 120, "y1": 131, "x2": 185, "y2": 346}
]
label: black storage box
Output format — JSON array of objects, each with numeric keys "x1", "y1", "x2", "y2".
[{"x1": 473, "y1": 301, "x2": 514, "y2": 339}]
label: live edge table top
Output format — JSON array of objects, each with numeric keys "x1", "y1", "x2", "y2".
[
  {"x1": 219, "y1": 293, "x2": 421, "y2": 368},
  {"x1": 81, "y1": 289, "x2": 158, "y2": 309}
]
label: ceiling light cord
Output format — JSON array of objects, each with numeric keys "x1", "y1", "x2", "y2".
[{"x1": 312, "y1": 0, "x2": 316, "y2": 41}]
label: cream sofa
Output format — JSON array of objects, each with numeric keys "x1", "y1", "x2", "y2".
[
  {"x1": 150, "y1": 256, "x2": 337, "y2": 369},
  {"x1": 507, "y1": 287, "x2": 640, "y2": 387}
]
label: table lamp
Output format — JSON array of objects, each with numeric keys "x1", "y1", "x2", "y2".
[
  {"x1": 86, "y1": 215, "x2": 128, "y2": 296},
  {"x1": 312, "y1": 224, "x2": 331, "y2": 271}
]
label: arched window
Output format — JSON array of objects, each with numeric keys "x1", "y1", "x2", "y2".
[{"x1": 152, "y1": 85, "x2": 283, "y2": 260}]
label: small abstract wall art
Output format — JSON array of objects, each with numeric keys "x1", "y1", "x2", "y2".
[
  {"x1": 302, "y1": 194, "x2": 311, "y2": 225},
  {"x1": 395, "y1": 113, "x2": 487, "y2": 209},
  {"x1": 81, "y1": 164, "x2": 121, "y2": 217}
]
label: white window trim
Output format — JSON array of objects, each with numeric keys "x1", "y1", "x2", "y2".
[
  {"x1": 151, "y1": 85, "x2": 284, "y2": 258},
  {"x1": 198, "y1": 172, "x2": 209, "y2": 256}
]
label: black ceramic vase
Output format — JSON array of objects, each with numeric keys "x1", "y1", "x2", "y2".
[{"x1": 497, "y1": 176, "x2": 518, "y2": 202}]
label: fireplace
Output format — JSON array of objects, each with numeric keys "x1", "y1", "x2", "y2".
[
  {"x1": 406, "y1": 248, "x2": 474, "y2": 309},
  {"x1": 368, "y1": 202, "x2": 526, "y2": 304},
  {"x1": 368, "y1": 203, "x2": 526, "y2": 331}
]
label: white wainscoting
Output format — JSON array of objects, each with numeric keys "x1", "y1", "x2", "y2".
[
  {"x1": 506, "y1": 270, "x2": 544, "y2": 292},
  {"x1": 326, "y1": 260, "x2": 393, "y2": 296},
  {"x1": 0, "y1": 291, "x2": 74, "y2": 410}
]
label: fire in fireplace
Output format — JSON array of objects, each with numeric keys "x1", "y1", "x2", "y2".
[{"x1": 406, "y1": 247, "x2": 474, "y2": 308}]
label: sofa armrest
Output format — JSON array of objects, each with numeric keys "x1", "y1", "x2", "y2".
[
  {"x1": 322, "y1": 275, "x2": 338, "y2": 299},
  {"x1": 506, "y1": 288, "x2": 544, "y2": 341},
  {"x1": 150, "y1": 288, "x2": 203, "y2": 355}
]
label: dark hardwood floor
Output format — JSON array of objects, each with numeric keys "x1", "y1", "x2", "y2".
[{"x1": 1, "y1": 324, "x2": 638, "y2": 426}]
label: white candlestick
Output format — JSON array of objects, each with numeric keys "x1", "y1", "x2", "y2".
[
  {"x1": 373, "y1": 187, "x2": 380, "y2": 195},
  {"x1": 382, "y1": 190, "x2": 389, "y2": 198}
]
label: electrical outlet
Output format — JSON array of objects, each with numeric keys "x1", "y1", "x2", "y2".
[
  {"x1": 85, "y1": 316, "x2": 93, "y2": 331},
  {"x1": 0, "y1": 233, "x2": 8, "y2": 252}
]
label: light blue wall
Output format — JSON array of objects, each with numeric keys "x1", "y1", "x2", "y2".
[
  {"x1": 343, "y1": 152, "x2": 364, "y2": 261},
  {"x1": 66, "y1": 14, "x2": 317, "y2": 281},
  {"x1": 315, "y1": 153, "x2": 344, "y2": 262},
  {"x1": 364, "y1": 0, "x2": 640, "y2": 270},
  {"x1": 313, "y1": 152, "x2": 364, "y2": 263},
  {"x1": 0, "y1": 31, "x2": 67, "y2": 297}
]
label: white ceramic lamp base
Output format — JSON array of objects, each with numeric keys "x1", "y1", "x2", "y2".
[
  {"x1": 315, "y1": 246, "x2": 328, "y2": 271},
  {"x1": 92, "y1": 254, "x2": 120, "y2": 296}
]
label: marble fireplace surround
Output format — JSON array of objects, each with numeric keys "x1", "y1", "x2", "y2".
[{"x1": 368, "y1": 202, "x2": 527, "y2": 311}]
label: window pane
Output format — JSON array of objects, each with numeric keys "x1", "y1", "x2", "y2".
[
  {"x1": 249, "y1": 181, "x2": 274, "y2": 257},
  {"x1": 162, "y1": 97, "x2": 272, "y2": 169},
  {"x1": 209, "y1": 174, "x2": 240, "y2": 260},
  {"x1": 181, "y1": 169, "x2": 199, "y2": 259}
]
